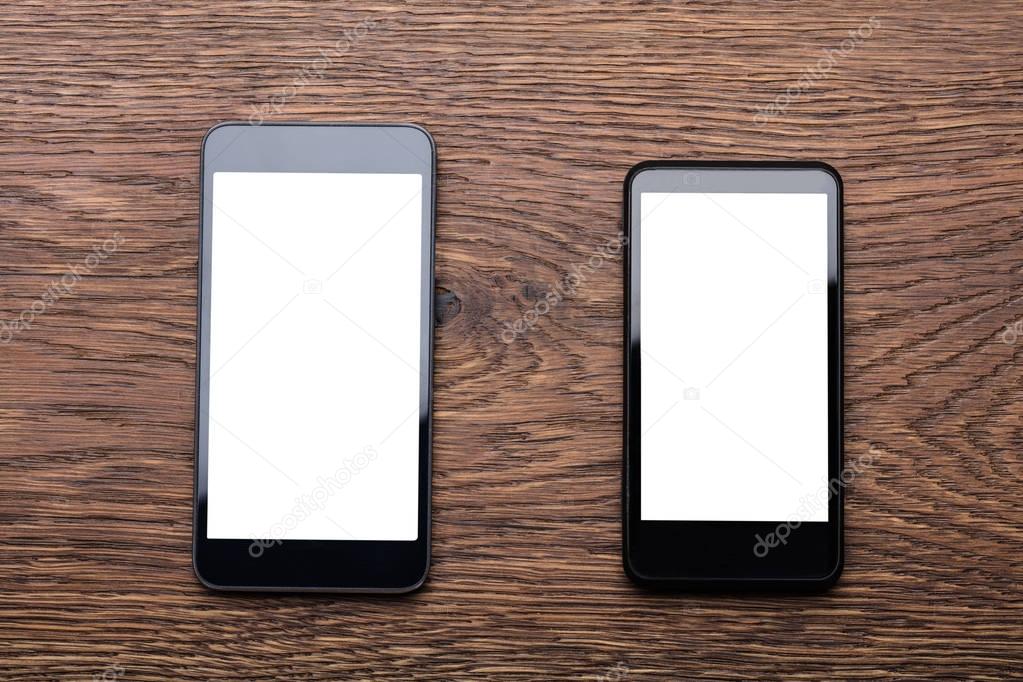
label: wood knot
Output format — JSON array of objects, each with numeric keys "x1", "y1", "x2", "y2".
[{"x1": 435, "y1": 287, "x2": 462, "y2": 326}]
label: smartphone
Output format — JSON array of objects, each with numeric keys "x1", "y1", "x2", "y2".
[
  {"x1": 193, "y1": 123, "x2": 434, "y2": 592},
  {"x1": 623, "y1": 161, "x2": 843, "y2": 590}
]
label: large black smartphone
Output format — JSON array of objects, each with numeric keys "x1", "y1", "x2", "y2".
[
  {"x1": 623, "y1": 161, "x2": 843, "y2": 590},
  {"x1": 194, "y1": 123, "x2": 434, "y2": 592}
]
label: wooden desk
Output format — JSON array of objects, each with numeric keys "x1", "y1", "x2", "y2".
[{"x1": 1, "y1": 1, "x2": 1020, "y2": 679}]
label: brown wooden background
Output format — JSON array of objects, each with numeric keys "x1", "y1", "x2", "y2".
[{"x1": 1, "y1": 1, "x2": 1021, "y2": 679}]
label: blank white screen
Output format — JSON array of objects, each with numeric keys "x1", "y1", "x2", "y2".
[
  {"x1": 206, "y1": 172, "x2": 422, "y2": 541},
  {"x1": 640, "y1": 192, "x2": 829, "y2": 522}
]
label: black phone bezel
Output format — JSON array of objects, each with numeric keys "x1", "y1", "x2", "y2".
[
  {"x1": 193, "y1": 122, "x2": 435, "y2": 593},
  {"x1": 623, "y1": 160, "x2": 843, "y2": 591}
]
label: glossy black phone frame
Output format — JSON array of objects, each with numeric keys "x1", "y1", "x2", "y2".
[
  {"x1": 193, "y1": 123, "x2": 434, "y2": 593},
  {"x1": 623, "y1": 161, "x2": 843, "y2": 590}
]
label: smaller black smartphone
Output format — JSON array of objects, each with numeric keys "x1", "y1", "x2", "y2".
[
  {"x1": 623, "y1": 161, "x2": 843, "y2": 590},
  {"x1": 193, "y1": 123, "x2": 434, "y2": 592}
]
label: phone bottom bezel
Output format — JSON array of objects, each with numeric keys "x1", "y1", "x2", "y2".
[
  {"x1": 623, "y1": 519, "x2": 842, "y2": 591},
  {"x1": 193, "y1": 532, "x2": 430, "y2": 594}
]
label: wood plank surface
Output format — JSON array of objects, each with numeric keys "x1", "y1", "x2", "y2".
[{"x1": 1, "y1": 0, "x2": 1021, "y2": 679}]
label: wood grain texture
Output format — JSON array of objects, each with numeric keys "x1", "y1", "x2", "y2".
[{"x1": 1, "y1": 0, "x2": 1021, "y2": 679}]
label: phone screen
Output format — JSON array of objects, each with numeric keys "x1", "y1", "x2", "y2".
[
  {"x1": 205, "y1": 171, "x2": 423, "y2": 542},
  {"x1": 640, "y1": 191, "x2": 829, "y2": 522}
]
